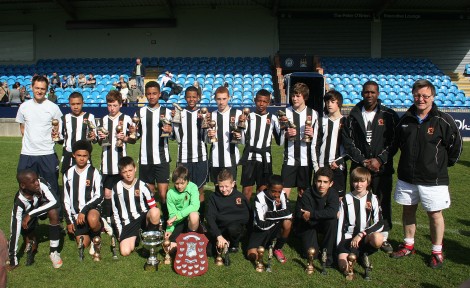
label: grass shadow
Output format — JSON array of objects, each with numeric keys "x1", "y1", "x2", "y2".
[{"x1": 456, "y1": 160, "x2": 470, "y2": 168}]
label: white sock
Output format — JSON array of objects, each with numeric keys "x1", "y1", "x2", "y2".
[
  {"x1": 381, "y1": 231, "x2": 389, "y2": 242},
  {"x1": 432, "y1": 244, "x2": 442, "y2": 253},
  {"x1": 404, "y1": 238, "x2": 414, "y2": 246}
]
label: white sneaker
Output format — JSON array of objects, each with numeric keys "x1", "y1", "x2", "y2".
[
  {"x1": 102, "y1": 218, "x2": 113, "y2": 236},
  {"x1": 89, "y1": 243, "x2": 95, "y2": 256},
  {"x1": 50, "y1": 251, "x2": 63, "y2": 268}
]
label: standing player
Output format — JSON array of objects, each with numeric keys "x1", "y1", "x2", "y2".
[
  {"x1": 207, "y1": 86, "x2": 243, "y2": 185},
  {"x1": 279, "y1": 82, "x2": 318, "y2": 198},
  {"x1": 240, "y1": 89, "x2": 281, "y2": 201},
  {"x1": 314, "y1": 90, "x2": 347, "y2": 197},
  {"x1": 342, "y1": 80, "x2": 399, "y2": 253},
  {"x1": 57, "y1": 92, "x2": 97, "y2": 174},
  {"x1": 112, "y1": 156, "x2": 161, "y2": 256},
  {"x1": 134, "y1": 81, "x2": 172, "y2": 221},
  {"x1": 98, "y1": 90, "x2": 136, "y2": 227},
  {"x1": 391, "y1": 80, "x2": 462, "y2": 268},
  {"x1": 8, "y1": 170, "x2": 62, "y2": 269},
  {"x1": 63, "y1": 140, "x2": 104, "y2": 257},
  {"x1": 173, "y1": 86, "x2": 208, "y2": 219},
  {"x1": 16, "y1": 75, "x2": 62, "y2": 217}
]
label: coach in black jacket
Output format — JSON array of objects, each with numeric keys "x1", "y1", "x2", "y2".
[
  {"x1": 342, "y1": 81, "x2": 399, "y2": 252},
  {"x1": 392, "y1": 79, "x2": 462, "y2": 268}
]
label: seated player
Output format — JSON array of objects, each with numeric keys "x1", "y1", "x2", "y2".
[
  {"x1": 164, "y1": 166, "x2": 200, "y2": 249},
  {"x1": 337, "y1": 167, "x2": 385, "y2": 278},
  {"x1": 295, "y1": 167, "x2": 339, "y2": 268},
  {"x1": 246, "y1": 175, "x2": 292, "y2": 264},
  {"x1": 8, "y1": 170, "x2": 62, "y2": 269},
  {"x1": 63, "y1": 140, "x2": 104, "y2": 258},
  {"x1": 206, "y1": 169, "x2": 251, "y2": 255},
  {"x1": 111, "y1": 156, "x2": 161, "y2": 256}
]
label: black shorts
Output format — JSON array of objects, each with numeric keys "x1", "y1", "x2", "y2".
[
  {"x1": 179, "y1": 161, "x2": 208, "y2": 188},
  {"x1": 241, "y1": 160, "x2": 272, "y2": 187},
  {"x1": 61, "y1": 150, "x2": 74, "y2": 174},
  {"x1": 247, "y1": 222, "x2": 282, "y2": 250},
  {"x1": 120, "y1": 214, "x2": 147, "y2": 241},
  {"x1": 336, "y1": 238, "x2": 378, "y2": 255},
  {"x1": 140, "y1": 163, "x2": 170, "y2": 184},
  {"x1": 73, "y1": 220, "x2": 91, "y2": 237},
  {"x1": 210, "y1": 166, "x2": 237, "y2": 184},
  {"x1": 103, "y1": 174, "x2": 122, "y2": 190},
  {"x1": 331, "y1": 165, "x2": 347, "y2": 197},
  {"x1": 21, "y1": 217, "x2": 39, "y2": 236},
  {"x1": 281, "y1": 164, "x2": 312, "y2": 189},
  {"x1": 168, "y1": 220, "x2": 189, "y2": 242}
]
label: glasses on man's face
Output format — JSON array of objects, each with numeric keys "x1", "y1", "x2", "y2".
[{"x1": 413, "y1": 94, "x2": 433, "y2": 100}]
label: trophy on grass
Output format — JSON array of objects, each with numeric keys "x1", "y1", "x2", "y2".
[
  {"x1": 215, "y1": 242, "x2": 230, "y2": 266},
  {"x1": 97, "y1": 119, "x2": 111, "y2": 147},
  {"x1": 266, "y1": 239, "x2": 276, "y2": 272},
  {"x1": 162, "y1": 239, "x2": 171, "y2": 265},
  {"x1": 321, "y1": 248, "x2": 328, "y2": 275},
  {"x1": 302, "y1": 119, "x2": 313, "y2": 143},
  {"x1": 111, "y1": 235, "x2": 118, "y2": 260},
  {"x1": 345, "y1": 253, "x2": 357, "y2": 281},
  {"x1": 84, "y1": 119, "x2": 96, "y2": 141},
  {"x1": 160, "y1": 118, "x2": 172, "y2": 138},
  {"x1": 78, "y1": 236, "x2": 85, "y2": 261},
  {"x1": 199, "y1": 107, "x2": 209, "y2": 129},
  {"x1": 172, "y1": 103, "x2": 183, "y2": 124},
  {"x1": 208, "y1": 120, "x2": 217, "y2": 143},
  {"x1": 141, "y1": 230, "x2": 164, "y2": 271},
  {"x1": 51, "y1": 119, "x2": 60, "y2": 142},
  {"x1": 305, "y1": 247, "x2": 316, "y2": 274},
  {"x1": 256, "y1": 246, "x2": 265, "y2": 272},
  {"x1": 129, "y1": 116, "x2": 140, "y2": 140},
  {"x1": 115, "y1": 125, "x2": 123, "y2": 147},
  {"x1": 362, "y1": 252, "x2": 372, "y2": 281},
  {"x1": 92, "y1": 236, "x2": 102, "y2": 262}
]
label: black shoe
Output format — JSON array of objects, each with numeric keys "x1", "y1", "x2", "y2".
[
  {"x1": 381, "y1": 241, "x2": 393, "y2": 254},
  {"x1": 229, "y1": 247, "x2": 239, "y2": 253}
]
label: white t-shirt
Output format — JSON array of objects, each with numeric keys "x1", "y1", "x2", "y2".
[
  {"x1": 361, "y1": 106, "x2": 377, "y2": 145},
  {"x1": 120, "y1": 88, "x2": 129, "y2": 102},
  {"x1": 16, "y1": 99, "x2": 63, "y2": 155}
]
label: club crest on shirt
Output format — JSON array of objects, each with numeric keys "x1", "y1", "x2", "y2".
[
  {"x1": 236, "y1": 197, "x2": 242, "y2": 205},
  {"x1": 230, "y1": 116, "x2": 235, "y2": 123},
  {"x1": 378, "y1": 119, "x2": 384, "y2": 126},
  {"x1": 365, "y1": 201, "x2": 372, "y2": 211},
  {"x1": 85, "y1": 180, "x2": 91, "y2": 187},
  {"x1": 83, "y1": 118, "x2": 88, "y2": 124},
  {"x1": 134, "y1": 189, "x2": 140, "y2": 197},
  {"x1": 427, "y1": 127, "x2": 434, "y2": 135},
  {"x1": 266, "y1": 118, "x2": 271, "y2": 125}
]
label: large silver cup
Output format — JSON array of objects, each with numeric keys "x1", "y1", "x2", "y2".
[{"x1": 141, "y1": 230, "x2": 164, "y2": 271}]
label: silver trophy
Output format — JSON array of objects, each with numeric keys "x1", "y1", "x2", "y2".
[
  {"x1": 97, "y1": 119, "x2": 111, "y2": 147},
  {"x1": 230, "y1": 117, "x2": 241, "y2": 145},
  {"x1": 141, "y1": 230, "x2": 164, "y2": 271},
  {"x1": 160, "y1": 118, "x2": 171, "y2": 138},
  {"x1": 277, "y1": 110, "x2": 288, "y2": 130},
  {"x1": 172, "y1": 103, "x2": 183, "y2": 124},
  {"x1": 84, "y1": 119, "x2": 96, "y2": 141}
]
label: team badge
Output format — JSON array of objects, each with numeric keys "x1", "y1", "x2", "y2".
[
  {"x1": 427, "y1": 127, "x2": 434, "y2": 135},
  {"x1": 230, "y1": 116, "x2": 235, "y2": 123},
  {"x1": 174, "y1": 232, "x2": 209, "y2": 277},
  {"x1": 236, "y1": 197, "x2": 242, "y2": 205},
  {"x1": 83, "y1": 118, "x2": 88, "y2": 124},
  {"x1": 135, "y1": 189, "x2": 140, "y2": 197},
  {"x1": 378, "y1": 119, "x2": 384, "y2": 126},
  {"x1": 85, "y1": 180, "x2": 91, "y2": 187},
  {"x1": 266, "y1": 118, "x2": 271, "y2": 125},
  {"x1": 365, "y1": 201, "x2": 372, "y2": 211}
]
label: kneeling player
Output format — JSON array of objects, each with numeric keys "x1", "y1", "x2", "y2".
[
  {"x1": 63, "y1": 140, "x2": 104, "y2": 259},
  {"x1": 112, "y1": 156, "x2": 161, "y2": 256},
  {"x1": 206, "y1": 169, "x2": 251, "y2": 254},
  {"x1": 8, "y1": 170, "x2": 62, "y2": 269},
  {"x1": 246, "y1": 175, "x2": 292, "y2": 264},
  {"x1": 295, "y1": 167, "x2": 339, "y2": 269},
  {"x1": 337, "y1": 167, "x2": 385, "y2": 279}
]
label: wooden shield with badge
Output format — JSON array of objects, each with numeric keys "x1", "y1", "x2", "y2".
[{"x1": 174, "y1": 232, "x2": 209, "y2": 277}]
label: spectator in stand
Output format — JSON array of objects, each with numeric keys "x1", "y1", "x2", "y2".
[
  {"x1": 0, "y1": 82, "x2": 10, "y2": 103},
  {"x1": 67, "y1": 74, "x2": 76, "y2": 88},
  {"x1": 60, "y1": 76, "x2": 68, "y2": 88},
  {"x1": 77, "y1": 74, "x2": 86, "y2": 88},
  {"x1": 20, "y1": 86, "x2": 31, "y2": 102},
  {"x1": 113, "y1": 76, "x2": 127, "y2": 91},
  {"x1": 132, "y1": 58, "x2": 145, "y2": 93},
  {"x1": 127, "y1": 81, "x2": 142, "y2": 106},
  {"x1": 84, "y1": 74, "x2": 96, "y2": 88},
  {"x1": 50, "y1": 72, "x2": 61, "y2": 89},
  {"x1": 48, "y1": 88, "x2": 57, "y2": 104},
  {"x1": 9, "y1": 82, "x2": 22, "y2": 106},
  {"x1": 120, "y1": 82, "x2": 129, "y2": 106}
]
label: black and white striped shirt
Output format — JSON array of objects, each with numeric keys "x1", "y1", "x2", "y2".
[
  {"x1": 63, "y1": 164, "x2": 103, "y2": 225},
  {"x1": 111, "y1": 180, "x2": 157, "y2": 237},
  {"x1": 243, "y1": 112, "x2": 281, "y2": 163},
  {"x1": 174, "y1": 108, "x2": 207, "y2": 163},
  {"x1": 60, "y1": 112, "x2": 96, "y2": 153},
  {"x1": 99, "y1": 113, "x2": 132, "y2": 175},
  {"x1": 253, "y1": 190, "x2": 292, "y2": 231},
  {"x1": 337, "y1": 191, "x2": 384, "y2": 244},
  {"x1": 314, "y1": 115, "x2": 346, "y2": 171},
  {"x1": 9, "y1": 178, "x2": 57, "y2": 265},
  {"x1": 209, "y1": 107, "x2": 242, "y2": 168},
  {"x1": 134, "y1": 106, "x2": 171, "y2": 165},
  {"x1": 280, "y1": 106, "x2": 319, "y2": 167}
]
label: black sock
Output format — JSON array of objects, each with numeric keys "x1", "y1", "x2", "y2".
[
  {"x1": 147, "y1": 222, "x2": 159, "y2": 231},
  {"x1": 199, "y1": 201, "x2": 205, "y2": 222},
  {"x1": 103, "y1": 198, "x2": 112, "y2": 219},
  {"x1": 49, "y1": 225, "x2": 61, "y2": 253},
  {"x1": 161, "y1": 202, "x2": 168, "y2": 220},
  {"x1": 274, "y1": 237, "x2": 287, "y2": 250}
]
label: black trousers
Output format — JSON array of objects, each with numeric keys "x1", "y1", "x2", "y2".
[{"x1": 298, "y1": 218, "x2": 337, "y2": 266}]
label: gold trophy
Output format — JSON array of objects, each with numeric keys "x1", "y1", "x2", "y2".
[
  {"x1": 256, "y1": 246, "x2": 265, "y2": 272},
  {"x1": 51, "y1": 119, "x2": 60, "y2": 142},
  {"x1": 200, "y1": 107, "x2": 209, "y2": 129},
  {"x1": 97, "y1": 120, "x2": 111, "y2": 147},
  {"x1": 277, "y1": 110, "x2": 288, "y2": 130},
  {"x1": 215, "y1": 243, "x2": 224, "y2": 266},
  {"x1": 287, "y1": 122, "x2": 297, "y2": 142},
  {"x1": 172, "y1": 103, "x2": 183, "y2": 124},
  {"x1": 238, "y1": 108, "x2": 250, "y2": 130},
  {"x1": 85, "y1": 119, "x2": 96, "y2": 141},
  {"x1": 130, "y1": 116, "x2": 140, "y2": 140},
  {"x1": 160, "y1": 118, "x2": 171, "y2": 138},
  {"x1": 302, "y1": 120, "x2": 312, "y2": 143},
  {"x1": 162, "y1": 239, "x2": 171, "y2": 265},
  {"x1": 92, "y1": 236, "x2": 102, "y2": 262},
  {"x1": 208, "y1": 120, "x2": 217, "y2": 143},
  {"x1": 305, "y1": 247, "x2": 316, "y2": 274},
  {"x1": 115, "y1": 125, "x2": 123, "y2": 147},
  {"x1": 345, "y1": 253, "x2": 357, "y2": 281},
  {"x1": 230, "y1": 118, "x2": 241, "y2": 145}
]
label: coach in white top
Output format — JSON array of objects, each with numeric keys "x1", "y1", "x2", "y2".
[{"x1": 16, "y1": 75, "x2": 63, "y2": 202}]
